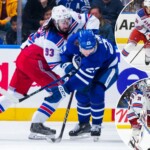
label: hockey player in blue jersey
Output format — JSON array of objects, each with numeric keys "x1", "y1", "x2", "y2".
[{"x1": 30, "y1": 29, "x2": 118, "y2": 140}]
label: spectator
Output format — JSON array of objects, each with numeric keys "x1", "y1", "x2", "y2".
[
  {"x1": 90, "y1": 6, "x2": 115, "y2": 44},
  {"x1": 22, "y1": 0, "x2": 56, "y2": 33},
  {"x1": 6, "y1": 15, "x2": 17, "y2": 44},
  {"x1": 42, "y1": 6, "x2": 52, "y2": 21},
  {"x1": 91, "y1": 0, "x2": 124, "y2": 31},
  {"x1": 0, "y1": 36, "x2": 4, "y2": 44},
  {"x1": 0, "y1": 0, "x2": 17, "y2": 31},
  {"x1": 6, "y1": 15, "x2": 30, "y2": 44},
  {"x1": 56, "y1": 0, "x2": 91, "y2": 13}
]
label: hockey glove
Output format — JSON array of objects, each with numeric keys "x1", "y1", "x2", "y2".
[
  {"x1": 145, "y1": 32, "x2": 150, "y2": 41},
  {"x1": 61, "y1": 62, "x2": 77, "y2": 75},
  {"x1": 44, "y1": 85, "x2": 70, "y2": 103}
]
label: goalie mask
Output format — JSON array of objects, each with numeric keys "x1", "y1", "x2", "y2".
[
  {"x1": 134, "y1": 81, "x2": 146, "y2": 92},
  {"x1": 51, "y1": 5, "x2": 72, "y2": 33},
  {"x1": 78, "y1": 30, "x2": 97, "y2": 57}
]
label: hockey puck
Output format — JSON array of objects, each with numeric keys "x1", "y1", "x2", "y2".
[{"x1": 147, "y1": 148, "x2": 150, "y2": 150}]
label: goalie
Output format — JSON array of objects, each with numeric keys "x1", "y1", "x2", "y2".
[{"x1": 127, "y1": 79, "x2": 150, "y2": 150}]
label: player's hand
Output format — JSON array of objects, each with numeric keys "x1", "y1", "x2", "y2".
[
  {"x1": 44, "y1": 85, "x2": 70, "y2": 103},
  {"x1": 145, "y1": 32, "x2": 150, "y2": 41},
  {"x1": 61, "y1": 62, "x2": 76, "y2": 75}
]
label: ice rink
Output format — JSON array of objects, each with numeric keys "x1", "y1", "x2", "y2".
[
  {"x1": 117, "y1": 128, "x2": 150, "y2": 150},
  {"x1": 117, "y1": 44, "x2": 150, "y2": 74},
  {"x1": 0, "y1": 122, "x2": 129, "y2": 150}
]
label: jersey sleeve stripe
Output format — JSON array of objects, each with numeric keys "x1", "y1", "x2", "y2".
[
  {"x1": 75, "y1": 74, "x2": 89, "y2": 85},
  {"x1": 79, "y1": 68, "x2": 94, "y2": 78},
  {"x1": 108, "y1": 57, "x2": 118, "y2": 68}
]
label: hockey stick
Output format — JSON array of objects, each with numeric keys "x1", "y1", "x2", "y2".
[
  {"x1": 0, "y1": 73, "x2": 71, "y2": 103},
  {"x1": 125, "y1": 99, "x2": 150, "y2": 134},
  {"x1": 50, "y1": 92, "x2": 74, "y2": 143},
  {"x1": 130, "y1": 45, "x2": 144, "y2": 63}
]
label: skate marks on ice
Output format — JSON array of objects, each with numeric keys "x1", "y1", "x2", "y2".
[
  {"x1": 0, "y1": 122, "x2": 129, "y2": 150},
  {"x1": 118, "y1": 44, "x2": 150, "y2": 73}
]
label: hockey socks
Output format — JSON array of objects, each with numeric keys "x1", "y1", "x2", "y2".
[{"x1": 32, "y1": 100, "x2": 59, "y2": 123}]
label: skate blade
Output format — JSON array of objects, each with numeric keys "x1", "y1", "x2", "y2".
[
  {"x1": 93, "y1": 136, "x2": 100, "y2": 142},
  {"x1": 70, "y1": 133, "x2": 90, "y2": 140},
  {"x1": 28, "y1": 132, "x2": 55, "y2": 140}
]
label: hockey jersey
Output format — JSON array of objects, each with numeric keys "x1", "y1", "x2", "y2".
[
  {"x1": 20, "y1": 10, "x2": 99, "y2": 69},
  {"x1": 135, "y1": 8, "x2": 150, "y2": 35},
  {"x1": 60, "y1": 32, "x2": 118, "y2": 91},
  {"x1": 127, "y1": 89, "x2": 146, "y2": 121}
]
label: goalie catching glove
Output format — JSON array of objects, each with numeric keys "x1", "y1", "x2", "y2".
[{"x1": 45, "y1": 85, "x2": 70, "y2": 103}]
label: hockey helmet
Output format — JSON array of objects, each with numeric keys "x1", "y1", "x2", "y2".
[
  {"x1": 78, "y1": 30, "x2": 97, "y2": 50},
  {"x1": 135, "y1": 81, "x2": 146, "y2": 91},
  {"x1": 144, "y1": 0, "x2": 150, "y2": 7},
  {"x1": 51, "y1": 5, "x2": 71, "y2": 23}
]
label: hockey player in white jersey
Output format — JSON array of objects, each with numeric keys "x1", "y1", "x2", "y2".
[
  {"x1": 121, "y1": 0, "x2": 150, "y2": 65},
  {"x1": 0, "y1": 5, "x2": 99, "y2": 139},
  {"x1": 127, "y1": 80, "x2": 147, "y2": 150}
]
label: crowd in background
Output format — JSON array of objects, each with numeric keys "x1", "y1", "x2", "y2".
[{"x1": 0, "y1": 0, "x2": 142, "y2": 45}]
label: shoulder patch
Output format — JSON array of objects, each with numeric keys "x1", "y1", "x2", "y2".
[{"x1": 137, "y1": 8, "x2": 147, "y2": 19}]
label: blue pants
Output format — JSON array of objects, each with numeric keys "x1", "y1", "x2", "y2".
[{"x1": 75, "y1": 66, "x2": 118, "y2": 125}]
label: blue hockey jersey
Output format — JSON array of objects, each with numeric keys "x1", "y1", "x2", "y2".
[{"x1": 60, "y1": 32, "x2": 118, "y2": 91}]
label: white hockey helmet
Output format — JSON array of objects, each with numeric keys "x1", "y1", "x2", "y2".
[
  {"x1": 137, "y1": 81, "x2": 146, "y2": 91},
  {"x1": 144, "y1": 0, "x2": 150, "y2": 7},
  {"x1": 51, "y1": 5, "x2": 71, "y2": 23}
]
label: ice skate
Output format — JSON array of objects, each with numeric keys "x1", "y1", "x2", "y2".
[
  {"x1": 145, "y1": 55, "x2": 150, "y2": 65},
  {"x1": 91, "y1": 125, "x2": 101, "y2": 142},
  {"x1": 28, "y1": 123, "x2": 56, "y2": 140},
  {"x1": 69, "y1": 123, "x2": 91, "y2": 138}
]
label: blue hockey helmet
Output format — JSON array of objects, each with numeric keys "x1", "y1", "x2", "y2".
[{"x1": 78, "y1": 30, "x2": 97, "y2": 50}]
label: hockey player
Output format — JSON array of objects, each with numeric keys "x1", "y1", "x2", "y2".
[
  {"x1": 0, "y1": 5, "x2": 99, "y2": 138},
  {"x1": 127, "y1": 81, "x2": 147, "y2": 150},
  {"x1": 30, "y1": 29, "x2": 118, "y2": 140},
  {"x1": 144, "y1": 79, "x2": 150, "y2": 128},
  {"x1": 121, "y1": 0, "x2": 150, "y2": 65}
]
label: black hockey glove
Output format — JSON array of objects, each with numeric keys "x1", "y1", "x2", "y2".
[{"x1": 45, "y1": 85, "x2": 70, "y2": 103}]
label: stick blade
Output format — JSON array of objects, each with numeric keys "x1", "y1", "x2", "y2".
[{"x1": 47, "y1": 137, "x2": 62, "y2": 143}]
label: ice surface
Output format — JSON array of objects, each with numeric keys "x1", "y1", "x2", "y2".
[{"x1": 0, "y1": 122, "x2": 129, "y2": 150}]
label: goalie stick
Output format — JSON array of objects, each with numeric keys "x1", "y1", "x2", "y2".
[
  {"x1": 48, "y1": 92, "x2": 74, "y2": 143},
  {"x1": 0, "y1": 73, "x2": 71, "y2": 103}
]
